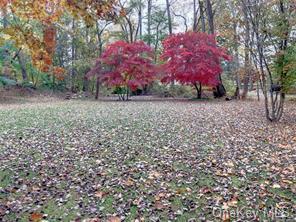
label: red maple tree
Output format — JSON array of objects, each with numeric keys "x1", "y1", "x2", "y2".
[
  {"x1": 160, "y1": 32, "x2": 231, "y2": 98},
  {"x1": 88, "y1": 40, "x2": 156, "y2": 100}
]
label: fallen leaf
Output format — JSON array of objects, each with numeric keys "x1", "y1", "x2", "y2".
[
  {"x1": 272, "y1": 183, "x2": 281, "y2": 189},
  {"x1": 154, "y1": 201, "x2": 167, "y2": 210},
  {"x1": 82, "y1": 218, "x2": 101, "y2": 222},
  {"x1": 227, "y1": 197, "x2": 238, "y2": 207},
  {"x1": 30, "y1": 212, "x2": 43, "y2": 222},
  {"x1": 107, "y1": 216, "x2": 121, "y2": 222},
  {"x1": 123, "y1": 178, "x2": 135, "y2": 187},
  {"x1": 95, "y1": 191, "x2": 107, "y2": 198}
]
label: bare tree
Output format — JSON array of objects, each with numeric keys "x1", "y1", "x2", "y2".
[{"x1": 242, "y1": 0, "x2": 292, "y2": 121}]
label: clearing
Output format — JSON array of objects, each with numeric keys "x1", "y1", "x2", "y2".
[{"x1": 0, "y1": 99, "x2": 295, "y2": 221}]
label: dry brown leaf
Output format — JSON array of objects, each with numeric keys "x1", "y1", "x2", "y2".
[
  {"x1": 148, "y1": 171, "x2": 161, "y2": 179},
  {"x1": 83, "y1": 218, "x2": 101, "y2": 222},
  {"x1": 123, "y1": 178, "x2": 135, "y2": 187},
  {"x1": 199, "y1": 187, "x2": 212, "y2": 194},
  {"x1": 30, "y1": 212, "x2": 43, "y2": 222},
  {"x1": 222, "y1": 211, "x2": 230, "y2": 222},
  {"x1": 154, "y1": 201, "x2": 167, "y2": 210},
  {"x1": 95, "y1": 191, "x2": 107, "y2": 198},
  {"x1": 227, "y1": 197, "x2": 238, "y2": 207},
  {"x1": 107, "y1": 216, "x2": 121, "y2": 222}
]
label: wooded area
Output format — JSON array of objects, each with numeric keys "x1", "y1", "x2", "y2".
[
  {"x1": 0, "y1": 0, "x2": 295, "y2": 121},
  {"x1": 0, "y1": 0, "x2": 295, "y2": 221}
]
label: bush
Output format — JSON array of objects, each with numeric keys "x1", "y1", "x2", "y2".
[
  {"x1": 99, "y1": 85, "x2": 113, "y2": 97},
  {"x1": 21, "y1": 81, "x2": 36, "y2": 89},
  {"x1": 0, "y1": 76, "x2": 17, "y2": 87},
  {"x1": 150, "y1": 82, "x2": 194, "y2": 98}
]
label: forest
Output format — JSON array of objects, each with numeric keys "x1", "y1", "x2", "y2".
[{"x1": 0, "y1": 0, "x2": 295, "y2": 221}]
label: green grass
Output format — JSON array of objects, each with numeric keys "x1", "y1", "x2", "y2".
[{"x1": 0, "y1": 100, "x2": 295, "y2": 221}]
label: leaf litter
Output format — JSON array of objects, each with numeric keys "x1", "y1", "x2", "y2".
[{"x1": 0, "y1": 100, "x2": 295, "y2": 221}]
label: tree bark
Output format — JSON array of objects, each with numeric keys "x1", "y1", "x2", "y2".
[
  {"x1": 138, "y1": 0, "x2": 143, "y2": 39},
  {"x1": 241, "y1": 2, "x2": 251, "y2": 100},
  {"x1": 228, "y1": 0, "x2": 240, "y2": 99},
  {"x1": 17, "y1": 51, "x2": 28, "y2": 82},
  {"x1": 71, "y1": 19, "x2": 76, "y2": 92},
  {"x1": 206, "y1": 0, "x2": 226, "y2": 98},
  {"x1": 147, "y1": 0, "x2": 152, "y2": 45},
  {"x1": 194, "y1": 82, "x2": 202, "y2": 99},
  {"x1": 199, "y1": 1, "x2": 206, "y2": 32},
  {"x1": 205, "y1": 0, "x2": 214, "y2": 34},
  {"x1": 193, "y1": 0, "x2": 198, "y2": 32},
  {"x1": 95, "y1": 77, "x2": 100, "y2": 100},
  {"x1": 165, "y1": 0, "x2": 173, "y2": 35}
]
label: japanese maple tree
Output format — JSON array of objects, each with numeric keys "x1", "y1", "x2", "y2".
[
  {"x1": 88, "y1": 40, "x2": 156, "y2": 100},
  {"x1": 161, "y1": 32, "x2": 231, "y2": 98}
]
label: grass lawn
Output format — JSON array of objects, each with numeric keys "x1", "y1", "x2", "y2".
[{"x1": 0, "y1": 99, "x2": 295, "y2": 221}]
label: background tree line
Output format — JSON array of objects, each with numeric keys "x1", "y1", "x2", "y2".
[{"x1": 0, "y1": 0, "x2": 295, "y2": 121}]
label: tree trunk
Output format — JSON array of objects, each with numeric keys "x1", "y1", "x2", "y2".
[
  {"x1": 199, "y1": 0, "x2": 206, "y2": 32},
  {"x1": 17, "y1": 51, "x2": 28, "y2": 82},
  {"x1": 2, "y1": 7, "x2": 11, "y2": 78},
  {"x1": 95, "y1": 77, "x2": 100, "y2": 100},
  {"x1": 71, "y1": 19, "x2": 76, "y2": 92},
  {"x1": 154, "y1": 22, "x2": 161, "y2": 62},
  {"x1": 194, "y1": 83, "x2": 202, "y2": 99},
  {"x1": 166, "y1": 0, "x2": 173, "y2": 35},
  {"x1": 147, "y1": 0, "x2": 152, "y2": 45},
  {"x1": 256, "y1": 81, "x2": 260, "y2": 101},
  {"x1": 138, "y1": 0, "x2": 143, "y2": 39},
  {"x1": 83, "y1": 73, "x2": 90, "y2": 93},
  {"x1": 228, "y1": 0, "x2": 240, "y2": 99},
  {"x1": 205, "y1": 0, "x2": 214, "y2": 34},
  {"x1": 193, "y1": 0, "x2": 198, "y2": 32},
  {"x1": 241, "y1": 3, "x2": 251, "y2": 100},
  {"x1": 205, "y1": 0, "x2": 226, "y2": 98}
]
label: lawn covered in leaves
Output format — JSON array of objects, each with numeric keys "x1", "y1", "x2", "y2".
[{"x1": 0, "y1": 99, "x2": 295, "y2": 221}]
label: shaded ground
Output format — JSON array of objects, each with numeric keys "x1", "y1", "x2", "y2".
[{"x1": 0, "y1": 99, "x2": 295, "y2": 221}]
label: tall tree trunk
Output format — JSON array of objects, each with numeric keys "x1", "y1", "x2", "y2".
[
  {"x1": 71, "y1": 19, "x2": 76, "y2": 92},
  {"x1": 138, "y1": 0, "x2": 143, "y2": 39},
  {"x1": 126, "y1": 17, "x2": 134, "y2": 43},
  {"x1": 166, "y1": 0, "x2": 173, "y2": 35},
  {"x1": 193, "y1": 0, "x2": 198, "y2": 32},
  {"x1": 241, "y1": 3, "x2": 251, "y2": 100},
  {"x1": 2, "y1": 7, "x2": 11, "y2": 78},
  {"x1": 17, "y1": 51, "x2": 28, "y2": 82},
  {"x1": 205, "y1": 0, "x2": 214, "y2": 34},
  {"x1": 199, "y1": 1, "x2": 206, "y2": 32},
  {"x1": 228, "y1": 0, "x2": 240, "y2": 99},
  {"x1": 147, "y1": 0, "x2": 152, "y2": 45},
  {"x1": 233, "y1": 22, "x2": 241, "y2": 99},
  {"x1": 206, "y1": 0, "x2": 226, "y2": 98},
  {"x1": 154, "y1": 22, "x2": 161, "y2": 62}
]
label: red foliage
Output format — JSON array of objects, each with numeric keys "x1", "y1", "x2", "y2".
[
  {"x1": 160, "y1": 32, "x2": 231, "y2": 86},
  {"x1": 88, "y1": 40, "x2": 156, "y2": 91}
]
